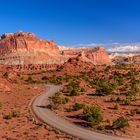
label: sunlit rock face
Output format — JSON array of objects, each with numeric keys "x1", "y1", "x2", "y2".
[
  {"x1": 0, "y1": 32, "x2": 63, "y2": 65},
  {"x1": 62, "y1": 47, "x2": 113, "y2": 65},
  {"x1": 0, "y1": 32, "x2": 112, "y2": 65}
]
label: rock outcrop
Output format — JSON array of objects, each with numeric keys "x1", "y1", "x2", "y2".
[
  {"x1": 0, "y1": 32, "x2": 63, "y2": 65},
  {"x1": 0, "y1": 32, "x2": 112, "y2": 66},
  {"x1": 62, "y1": 47, "x2": 112, "y2": 65},
  {"x1": 110, "y1": 53, "x2": 140, "y2": 64}
]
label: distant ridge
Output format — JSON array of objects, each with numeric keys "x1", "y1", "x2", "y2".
[
  {"x1": 0, "y1": 32, "x2": 112, "y2": 66},
  {"x1": 107, "y1": 45, "x2": 140, "y2": 53}
]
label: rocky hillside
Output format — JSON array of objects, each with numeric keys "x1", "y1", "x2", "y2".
[
  {"x1": 0, "y1": 32, "x2": 63, "y2": 65},
  {"x1": 0, "y1": 32, "x2": 112, "y2": 66},
  {"x1": 110, "y1": 53, "x2": 140, "y2": 64},
  {"x1": 62, "y1": 47, "x2": 112, "y2": 65}
]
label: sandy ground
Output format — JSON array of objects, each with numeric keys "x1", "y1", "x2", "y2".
[
  {"x1": 0, "y1": 83, "x2": 77, "y2": 140},
  {"x1": 50, "y1": 84, "x2": 140, "y2": 139}
]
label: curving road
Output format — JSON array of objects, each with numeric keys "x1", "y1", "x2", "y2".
[{"x1": 32, "y1": 85, "x2": 139, "y2": 140}]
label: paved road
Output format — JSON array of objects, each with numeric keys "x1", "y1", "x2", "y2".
[{"x1": 32, "y1": 85, "x2": 139, "y2": 140}]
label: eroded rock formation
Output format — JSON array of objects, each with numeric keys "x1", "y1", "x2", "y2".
[
  {"x1": 62, "y1": 47, "x2": 112, "y2": 65},
  {"x1": 0, "y1": 32, "x2": 112, "y2": 67},
  {"x1": 0, "y1": 32, "x2": 63, "y2": 65}
]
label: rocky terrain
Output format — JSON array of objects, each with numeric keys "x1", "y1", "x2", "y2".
[
  {"x1": 42, "y1": 64, "x2": 140, "y2": 139},
  {"x1": 0, "y1": 32, "x2": 63, "y2": 65},
  {"x1": 62, "y1": 47, "x2": 112, "y2": 65},
  {"x1": 9, "y1": 62, "x2": 140, "y2": 139},
  {"x1": 0, "y1": 66, "x2": 78, "y2": 140},
  {"x1": 1, "y1": 31, "x2": 140, "y2": 139},
  {"x1": 0, "y1": 32, "x2": 112, "y2": 66},
  {"x1": 110, "y1": 53, "x2": 140, "y2": 64}
]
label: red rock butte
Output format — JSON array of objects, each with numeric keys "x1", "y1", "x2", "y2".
[{"x1": 0, "y1": 32, "x2": 112, "y2": 67}]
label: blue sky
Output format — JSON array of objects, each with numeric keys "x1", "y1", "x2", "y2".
[{"x1": 0, "y1": 0, "x2": 140, "y2": 47}]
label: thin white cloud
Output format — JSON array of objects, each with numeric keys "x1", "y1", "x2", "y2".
[
  {"x1": 63, "y1": 43, "x2": 104, "y2": 49},
  {"x1": 107, "y1": 43, "x2": 140, "y2": 53}
]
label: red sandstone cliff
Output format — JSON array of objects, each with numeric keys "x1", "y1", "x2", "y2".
[
  {"x1": 0, "y1": 32, "x2": 63, "y2": 65},
  {"x1": 0, "y1": 32, "x2": 112, "y2": 66},
  {"x1": 62, "y1": 47, "x2": 112, "y2": 65}
]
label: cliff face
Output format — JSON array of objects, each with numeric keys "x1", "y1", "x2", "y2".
[
  {"x1": 110, "y1": 53, "x2": 140, "y2": 64},
  {"x1": 0, "y1": 32, "x2": 112, "y2": 66},
  {"x1": 62, "y1": 47, "x2": 112, "y2": 65},
  {"x1": 0, "y1": 32, "x2": 62, "y2": 65}
]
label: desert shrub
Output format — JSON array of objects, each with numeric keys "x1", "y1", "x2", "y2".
[
  {"x1": 123, "y1": 98, "x2": 131, "y2": 105},
  {"x1": 3, "y1": 111, "x2": 18, "y2": 120},
  {"x1": 109, "y1": 96, "x2": 121, "y2": 102},
  {"x1": 57, "y1": 66, "x2": 64, "y2": 71},
  {"x1": 3, "y1": 72, "x2": 8, "y2": 79},
  {"x1": 113, "y1": 104, "x2": 120, "y2": 110},
  {"x1": 109, "y1": 95, "x2": 116, "y2": 102},
  {"x1": 129, "y1": 110, "x2": 136, "y2": 116},
  {"x1": 47, "y1": 104, "x2": 54, "y2": 110},
  {"x1": 63, "y1": 74, "x2": 74, "y2": 82},
  {"x1": 41, "y1": 76, "x2": 49, "y2": 81},
  {"x1": 80, "y1": 87, "x2": 87, "y2": 92},
  {"x1": 129, "y1": 109, "x2": 140, "y2": 116},
  {"x1": 127, "y1": 90, "x2": 137, "y2": 97},
  {"x1": 114, "y1": 74, "x2": 124, "y2": 85},
  {"x1": 49, "y1": 76, "x2": 63, "y2": 85},
  {"x1": 126, "y1": 70, "x2": 138, "y2": 80},
  {"x1": 73, "y1": 103, "x2": 85, "y2": 111},
  {"x1": 92, "y1": 78, "x2": 117, "y2": 95},
  {"x1": 80, "y1": 72, "x2": 90, "y2": 81},
  {"x1": 52, "y1": 92, "x2": 69, "y2": 104},
  {"x1": 133, "y1": 109, "x2": 140, "y2": 114},
  {"x1": 105, "y1": 65, "x2": 111, "y2": 72},
  {"x1": 25, "y1": 76, "x2": 37, "y2": 84},
  {"x1": 114, "y1": 64, "x2": 127, "y2": 70},
  {"x1": 112, "y1": 117, "x2": 129, "y2": 129},
  {"x1": 66, "y1": 81, "x2": 85, "y2": 96},
  {"x1": 83, "y1": 105, "x2": 103, "y2": 125},
  {"x1": 27, "y1": 76, "x2": 33, "y2": 81},
  {"x1": 97, "y1": 125, "x2": 105, "y2": 130},
  {"x1": 70, "y1": 89, "x2": 80, "y2": 96},
  {"x1": 127, "y1": 79, "x2": 140, "y2": 96}
]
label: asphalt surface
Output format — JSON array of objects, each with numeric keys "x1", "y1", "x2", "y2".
[{"x1": 32, "y1": 85, "x2": 139, "y2": 140}]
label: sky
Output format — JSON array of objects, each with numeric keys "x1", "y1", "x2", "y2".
[{"x1": 0, "y1": 0, "x2": 140, "y2": 47}]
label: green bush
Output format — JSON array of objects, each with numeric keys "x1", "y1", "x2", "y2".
[
  {"x1": 133, "y1": 109, "x2": 140, "y2": 115},
  {"x1": 52, "y1": 92, "x2": 69, "y2": 104},
  {"x1": 105, "y1": 65, "x2": 111, "y2": 72},
  {"x1": 25, "y1": 76, "x2": 38, "y2": 84},
  {"x1": 123, "y1": 98, "x2": 131, "y2": 105},
  {"x1": 66, "y1": 81, "x2": 85, "y2": 96},
  {"x1": 49, "y1": 76, "x2": 63, "y2": 85},
  {"x1": 97, "y1": 125, "x2": 105, "y2": 130},
  {"x1": 114, "y1": 74, "x2": 124, "y2": 85},
  {"x1": 128, "y1": 79, "x2": 140, "y2": 96},
  {"x1": 112, "y1": 117, "x2": 129, "y2": 129},
  {"x1": 113, "y1": 104, "x2": 120, "y2": 110},
  {"x1": 92, "y1": 78, "x2": 117, "y2": 95},
  {"x1": 73, "y1": 103, "x2": 85, "y2": 111},
  {"x1": 3, "y1": 72, "x2": 8, "y2": 79},
  {"x1": 126, "y1": 71, "x2": 138, "y2": 79},
  {"x1": 69, "y1": 89, "x2": 81, "y2": 96},
  {"x1": 129, "y1": 110, "x2": 136, "y2": 116},
  {"x1": 3, "y1": 111, "x2": 18, "y2": 120},
  {"x1": 41, "y1": 76, "x2": 49, "y2": 81},
  {"x1": 83, "y1": 105, "x2": 103, "y2": 125},
  {"x1": 114, "y1": 64, "x2": 127, "y2": 70},
  {"x1": 130, "y1": 109, "x2": 140, "y2": 116},
  {"x1": 109, "y1": 96, "x2": 121, "y2": 102}
]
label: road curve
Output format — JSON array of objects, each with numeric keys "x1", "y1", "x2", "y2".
[{"x1": 32, "y1": 85, "x2": 139, "y2": 140}]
